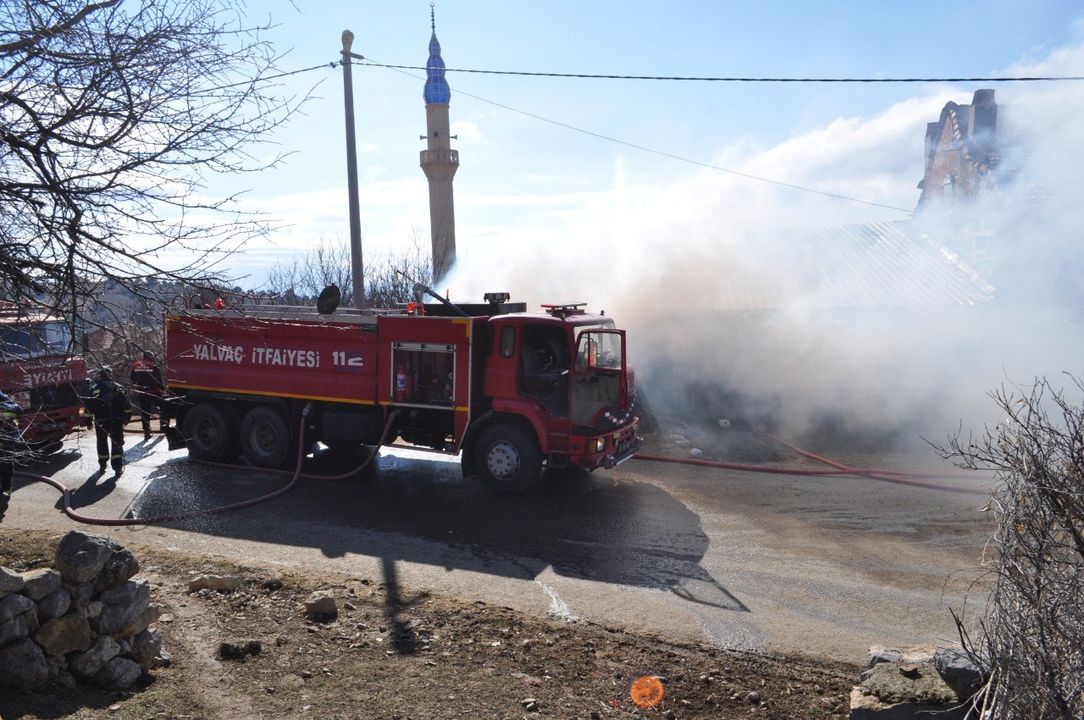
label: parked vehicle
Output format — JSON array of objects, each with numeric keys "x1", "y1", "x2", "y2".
[
  {"x1": 164, "y1": 291, "x2": 640, "y2": 492},
  {"x1": 0, "y1": 303, "x2": 88, "y2": 455}
]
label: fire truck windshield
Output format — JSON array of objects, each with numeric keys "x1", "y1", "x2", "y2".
[{"x1": 0, "y1": 320, "x2": 73, "y2": 359}]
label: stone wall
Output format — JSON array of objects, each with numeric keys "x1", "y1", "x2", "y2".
[{"x1": 0, "y1": 531, "x2": 167, "y2": 689}]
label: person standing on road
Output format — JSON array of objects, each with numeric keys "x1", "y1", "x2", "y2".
[
  {"x1": 84, "y1": 367, "x2": 130, "y2": 475},
  {"x1": 0, "y1": 389, "x2": 23, "y2": 511},
  {"x1": 130, "y1": 351, "x2": 166, "y2": 440}
]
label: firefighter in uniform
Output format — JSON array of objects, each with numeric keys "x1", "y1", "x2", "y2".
[
  {"x1": 130, "y1": 351, "x2": 166, "y2": 439},
  {"x1": 0, "y1": 389, "x2": 23, "y2": 510},
  {"x1": 84, "y1": 367, "x2": 129, "y2": 475}
]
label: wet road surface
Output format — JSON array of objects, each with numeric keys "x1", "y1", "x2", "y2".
[{"x1": 3, "y1": 427, "x2": 995, "y2": 663}]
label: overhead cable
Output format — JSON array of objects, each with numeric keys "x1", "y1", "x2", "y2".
[
  {"x1": 364, "y1": 58, "x2": 913, "y2": 214},
  {"x1": 349, "y1": 55, "x2": 1083, "y2": 84}
]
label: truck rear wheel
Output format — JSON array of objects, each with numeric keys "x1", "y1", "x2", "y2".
[
  {"x1": 240, "y1": 406, "x2": 292, "y2": 469},
  {"x1": 475, "y1": 424, "x2": 541, "y2": 494},
  {"x1": 183, "y1": 403, "x2": 233, "y2": 461}
]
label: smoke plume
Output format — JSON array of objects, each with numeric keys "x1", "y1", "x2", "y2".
[{"x1": 447, "y1": 37, "x2": 1084, "y2": 447}]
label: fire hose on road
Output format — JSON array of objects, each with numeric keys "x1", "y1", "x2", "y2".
[
  {"x1": 11, "y1": 407, "x2": 400, "y2": 527},
  {"x1": 633, "y1": 433, "x2": 987, "y2": 495},
  {"x1": 9, "y1": 408, "x2": 983, "y2": 529}
]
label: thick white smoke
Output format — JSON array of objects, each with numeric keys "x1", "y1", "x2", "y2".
[{"x1": 445, "y1": 38, "x2": 1084, "y2": 446}]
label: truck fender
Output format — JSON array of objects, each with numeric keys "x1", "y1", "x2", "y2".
[{"x1": 467, "y1": 401, "x2": 550, "y2": 456}]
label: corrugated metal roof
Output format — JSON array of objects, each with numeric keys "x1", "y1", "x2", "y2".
[{"x1": 716, "y1": 220, "x2": 994, "y2": 311}]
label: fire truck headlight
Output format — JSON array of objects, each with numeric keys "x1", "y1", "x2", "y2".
[{"x1": 592, "y1": 437, "x2": 606, "y2": 453}]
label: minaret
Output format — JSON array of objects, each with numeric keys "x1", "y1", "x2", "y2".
[{"x1": 420, "y1": 6, "x2": 459, "y2": 285}]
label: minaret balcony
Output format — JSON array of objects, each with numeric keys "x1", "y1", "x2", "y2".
[{"x1": 420, "y1": 148, "x2": 459, "y2": 166}]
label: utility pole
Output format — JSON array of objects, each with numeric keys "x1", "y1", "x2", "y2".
[{"x1": 341, "y1": 30, "x2": 366, "y2": 308}]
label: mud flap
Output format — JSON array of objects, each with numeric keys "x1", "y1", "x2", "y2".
[{"x1": 164, "y1": 426, "x2": 187, "y2": 451}]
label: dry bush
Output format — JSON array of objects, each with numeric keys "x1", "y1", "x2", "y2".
[{"x1": 941, "y1": 376, "x2": 1084, "y2": 719}]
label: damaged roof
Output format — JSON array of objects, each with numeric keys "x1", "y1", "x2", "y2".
[{"x1": 715, "y1": 220, "x2": 995, "y2": 311}]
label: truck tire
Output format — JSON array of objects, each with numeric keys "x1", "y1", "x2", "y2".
[
  {"x1": 183, "y1": 403, "x2": 233, "y2": 461},
  {"x1": 475, "y1": 424, "x2": 542, "y2": 494},
  {"x1": 240, "y1": 406, "x2": 292, "y2": 469}
]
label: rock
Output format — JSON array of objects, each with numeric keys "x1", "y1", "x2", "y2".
[
  {"x1": 83, "y1": 600, "x2": 104, "y2": 620},
  {"x1": 95, "y1": 546, "x2": 140, "y2": 593},
  {"x1": 304, "y1": 591, "x2": 337, "y2": 620},
  {"x1": 44, "y1": 654, "x2": 67, "y2": 681},
  {"x1": 118, "y1": 603, "x2": 161, "y2": 639},
  {"x1": 860, "y1": 661, "x2": 956, "y2": 706},
  {"x1": 70, "y1": 636, "x2": 122, "y2": 677},
  {"x1": 0, "y1": 611, "x2": 35, "y2": 647},
  {"x1": 188, "y1": 574, "x2": 241, "y2": 593},
  {"x1": 218, "y1": 640, "x2": 249, "y2": 660},
  {"x1": 521, "y1": 697, "x2": 540, "y2": 712},
  {"x1": 867, "y1": 645, "x2": 903, "y2": 667},
  {"x1": 34, "y1": 613, "x2": 92, "y2": 656},
  {"x1": 55, "y1": 669, "x2": 78, "y2": 689},
  {"x1": 94, "y1": 656, "x2": 142, "y2": 689},
  {"x1": 746, "y1": 691, "x2": 761, "y2": 704},
  {"x1": 130, "y1": 629, "x2": 162, "y2": 671},
  {"x1": 690, "y1": 447, "x2": 703, "y2": 458},
  {"x1": 37, "y1": 586, "x2": 72, "y2": 621},
  {"x1": 933, "y1": 647, "x2": 984, "y2": 701},
  {"x1": 0, "y1": 637, "x2": 49, "y2": 688},
  {"x1": 54, "y1": 531, "x2": 115, "y2": 584},
  {"x1": 0, "y1": 592, "x2": 34, "y2": 623},
  {"x1": 898, "y1": 663, "x2": 921, "y2": 679},
  {"x1": 153, "y1": 648, "x2": 173, "y2": 668},
  {"x1": 849, "y1": 685, "x2": 961, "y2": 720},
  {"x1": 20, "y1": 568, "x2": 61, "y2": 601},
  {"x1": 64, "y1": 581, "x2": 96, "y2": 607},
  {"x1": 0, "y1": 566, "x2": 24, "y2": 595},
  {"x1": 46, "y1": 655, "x2": 76, "y2": 688},
  {"x1": 95, "y1": 579, "x2": 150, "y2": 635}
]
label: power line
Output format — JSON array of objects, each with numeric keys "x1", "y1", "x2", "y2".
[
  {"x1": 349, "y1": 56, "x2": 1083, "y2": 84},
  {"x1": 361, "y1": 59, "x2": 913, "y2": 214},
  {"x1": 195, "y1": 61, "x2": 341, "y2": 93}
]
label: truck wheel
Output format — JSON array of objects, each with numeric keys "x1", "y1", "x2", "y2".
[
  {"x1": 475, "y1": 424, "x2": 542, "y2": 494},
  {"x1": 240, "y1": 406, "x2": 292, "y2": 469},
  {"x1": 183, "y1": 403, "x2": 233, "y2": 461}
]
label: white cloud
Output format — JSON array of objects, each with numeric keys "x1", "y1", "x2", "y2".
[{"x1": 451, "y1": 119, "x2": 483, "y2": 144}]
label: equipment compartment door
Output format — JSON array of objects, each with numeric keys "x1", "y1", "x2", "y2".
[{"x1": 391, "y1": 343, "x2": 457, "y2": 408}]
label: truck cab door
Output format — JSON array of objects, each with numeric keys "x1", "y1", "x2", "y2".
[{"x1": 569, "y1": 329, "x2": 627, "y2": 428}]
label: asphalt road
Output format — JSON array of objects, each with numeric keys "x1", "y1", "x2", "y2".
[{"x1": 2, "y1": 426, "x2": 995, "y2": 664}]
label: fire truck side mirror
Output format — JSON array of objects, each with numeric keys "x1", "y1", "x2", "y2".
[{"x1": 317, "y1": 285, "x2": 341, "y2": 315}]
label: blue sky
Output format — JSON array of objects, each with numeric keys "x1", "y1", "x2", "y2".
[{"x1": 203, "y1": 1, "x2": 1084, "y2": 288}]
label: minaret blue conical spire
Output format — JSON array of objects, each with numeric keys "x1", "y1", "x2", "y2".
[{"x1": 424, "y1": 4, "x2": 451, "y2": 104}]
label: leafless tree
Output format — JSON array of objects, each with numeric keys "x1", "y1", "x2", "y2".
[
  {"x1": 0, "y1": 0, "x2": 304, "y2": 348},
  {"x1": 939, "y1": 376, "x2": 1084, "y2": 720},
  {"x1": 263, "y1": 232, "x2": 433, "y2": 309}
]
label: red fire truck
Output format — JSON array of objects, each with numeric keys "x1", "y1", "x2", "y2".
[
  {"x1": 0, "y1": 303, "x2": 88, "y2": 454},
  {"x1": 163, "y1": 291, "x2": 640, "y2": 492}
]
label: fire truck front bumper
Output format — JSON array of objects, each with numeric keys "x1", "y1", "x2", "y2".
[{"x1": 577, "y1": 419, "x2": 642, "y2": 471}]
